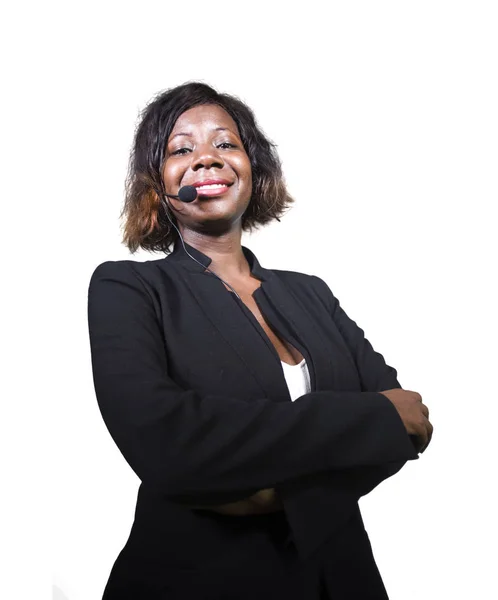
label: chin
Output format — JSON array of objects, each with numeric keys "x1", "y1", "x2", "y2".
[{"x1": 197, "y1": 221, "x2": 236, "y2": 235}]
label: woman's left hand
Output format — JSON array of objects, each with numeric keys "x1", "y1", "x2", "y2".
[
  {"x1": 248, "y1": 487, "x2": 284, "y2": 511},
  {"x1": 190, "y1": 488, "x2": 283, "y2": 515}
]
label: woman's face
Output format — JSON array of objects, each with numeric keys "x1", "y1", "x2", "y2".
[{"x1": 162, "y1": 104, "x2": 252, "y2": 234}]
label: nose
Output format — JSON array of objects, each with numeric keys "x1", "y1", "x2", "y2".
[{"x1": 191, "y1": 143, "x2": 224, "y2": 172}]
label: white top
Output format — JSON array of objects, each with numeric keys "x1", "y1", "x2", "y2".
[{"x1": 280, "y1": 358, "x2": 311, "y2": 402}]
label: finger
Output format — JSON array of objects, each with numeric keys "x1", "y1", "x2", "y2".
[
  {"x1": 411, "y1": 391, "x2": 423, "y2": 403},
  {"x1": 420, "y1": 403, "x2": 429, "y2": 419},
  {"x1": 421, "y1": 418, "x2": 433, "y2": 452},
  {"x1": 426, "y1": 419, "x2": 433, "y2": 444},
  {"x1": 416, "y1": 424, "x2": 428, "y2": 451}
]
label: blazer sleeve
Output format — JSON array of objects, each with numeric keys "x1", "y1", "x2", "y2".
[
  {"x1": 281, "y1": 275, "x2": 418, "y2": 500},
  {"x1": 87, "y1": 261, "x2": 418, "y2": 502},
  {"x1": 311, "y1": 275, "x2": 404, "y2": 393}
]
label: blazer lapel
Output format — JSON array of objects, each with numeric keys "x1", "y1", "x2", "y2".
[
  {"x1": 254, "y1": 273, "x2": 338, "y2": 394},
  {"x1": 165, "y1": 241, "x2": 288, "y2": 402},
  {"x1": 165, "y1": 241, "x2": 337, "y2": 402}
]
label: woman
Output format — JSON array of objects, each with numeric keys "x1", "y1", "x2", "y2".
[{"x1": 87, "y1": 82, "x2": 433, "y2": 599}]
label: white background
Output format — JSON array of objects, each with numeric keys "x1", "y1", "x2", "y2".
[{"x1": 1, "y1": 1, "x2": 497, "y2": 598}]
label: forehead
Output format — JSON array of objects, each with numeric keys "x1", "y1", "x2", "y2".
[{"x1": 169, "y1": 104, "x2": 239, "y2": 138}]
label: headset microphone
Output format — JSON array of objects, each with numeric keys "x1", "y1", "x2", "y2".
[{"x1": 164, "y1": 185, "x2": 198, "y2": 203}]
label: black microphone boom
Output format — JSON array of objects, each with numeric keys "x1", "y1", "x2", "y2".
[{"x1": 164, "y1": 185, "x2": 198, "y2": 203}]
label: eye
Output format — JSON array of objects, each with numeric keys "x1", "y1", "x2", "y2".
[
  {"x1": 217, "y1": 142, "x2": 237, "y2": 149},
  {"x1": 171, "y1": 147, "x2": 192, "y2": 156}
]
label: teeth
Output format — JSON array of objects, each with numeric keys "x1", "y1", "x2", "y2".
[{"x1": 197, "y1": 183, "x2": 228, "y2": 190}]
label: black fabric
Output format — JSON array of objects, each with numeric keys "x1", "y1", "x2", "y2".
[{"x1": 88, "y1": 241, "x2": 419, "y2": 598}]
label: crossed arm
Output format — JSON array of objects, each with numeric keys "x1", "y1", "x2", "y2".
[
  {"x1": 89, "y1": 265, "x2": 416, "y2": 517},
  {"x1": 186, "y1": 276, "x2": 410, "y2": 516}
]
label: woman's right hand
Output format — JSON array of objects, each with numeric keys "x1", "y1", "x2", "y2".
[{"x1": 379, "y1": 389, "x2": 433, "y2": 453}]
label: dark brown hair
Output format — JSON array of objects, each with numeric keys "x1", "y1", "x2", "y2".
[{"x1": 120, "y1": 82, "x2": 294, "y2": 253}]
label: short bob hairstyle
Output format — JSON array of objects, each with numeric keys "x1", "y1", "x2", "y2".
[{"x1": 120, "y1": 82, "x2": 294, "y2": 253}]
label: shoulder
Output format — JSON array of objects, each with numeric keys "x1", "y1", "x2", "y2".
[
  {"x1": 88, "y1": 257, "x2": 171, "y2": 304},
  {"x1": 272, "y1": 268, "x2": 332, "y2": 295},
  {"x1": 89, "y1": 256, "x2": 167, "y2": 284},
  {"x1": 270, "y1": 268, "x2": 336, "y2": 311},
  {"x1": 87, "y1": 258, "x2": 173, "y2": 322}
]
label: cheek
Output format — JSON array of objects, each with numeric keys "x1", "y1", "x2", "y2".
[
  {"x1": 242, "y1": 173, "x2": 253, "y2": 203},
  {"x1": 236, "y1": 157, "x2": 252, "y2": 185},
  {"x1": 163, "y1": 161, "x2": 183, "y2": 185}
]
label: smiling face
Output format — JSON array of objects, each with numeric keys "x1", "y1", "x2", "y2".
[{"x1": 162, "y1": 104, "x2": 253, "y2": 235}]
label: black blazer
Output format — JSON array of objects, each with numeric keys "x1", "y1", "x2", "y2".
[{"x1": 87, "y1": 241, "x2": 419, "y2": 599}]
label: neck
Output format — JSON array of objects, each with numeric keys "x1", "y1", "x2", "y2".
[{"x1": 180, "y1": 229, "x2": 251, "y2": 280}]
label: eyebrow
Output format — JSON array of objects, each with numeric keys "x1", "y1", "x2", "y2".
[{"x1": 168, "y1": 127, "x2": 233, "y2": 142}]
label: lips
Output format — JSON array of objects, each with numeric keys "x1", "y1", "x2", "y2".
[
  {"x1": 193, "y1": 178, "x2": 232, "y2": 188},
  {"x1": 191, "y1": 179, "x2": 233, "y2": 197}
]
